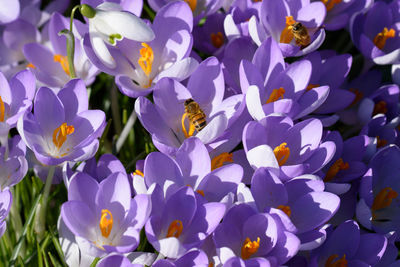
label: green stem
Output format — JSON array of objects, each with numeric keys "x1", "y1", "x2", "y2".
[
  {"x1": 34, "y1": 166, "x2": 56, "y2": 241},
  {"x1": 9, "y1": 191, "x2": 42, "y2": 266},
  {"x1": 62, "y1": 5, "x2": 80, "y2": 79}
]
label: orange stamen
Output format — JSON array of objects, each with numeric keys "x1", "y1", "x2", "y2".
[
  {"x1": 241, "y1": 237, "x2": 260, "y2": 260},
  {"x1": 373, "y1": 27, "x2": 396, "y2": 50},
  {"x1": 210, "y1": 32, "x2": 224, "y2": 48},
  {"x1": 324, "y1": 158, "x2": 349, "y2": 182},
  {"x1": 99, "y1": 209, "x2": 113, "y2": 238},
  {"x1": 273, "y1": 143, "x2": 290, "y2": 166},
  {"x1": 138, "y1": 43, "x2": 154, "y2": 77},
  {"x1": 166, "y1": 220, "x2": 183, "y2": 238},
  {"x1": 53, "y1": 54, "x2": 70, "y2": 76},
  {"x1": 266, "y1": 87, "x2": 285, "y2": 104},
  {"x1": 211, "y1": 152, "x2": 233, "y2": 170}
]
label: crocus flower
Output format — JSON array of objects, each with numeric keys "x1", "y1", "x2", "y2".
[
  {"x1": 357, "y1": 145, "x2": 400, "y2": 237},
  {"x1": 61, "y1": 171, "x2": 150, "y2": 256},
  {"x1": 18, "y1": 79, "x2": 105, "y2": 166},
  {"x1": 146, "y1": 185, "x2": 225, "y2": 259},
  {"x1": 249, "y1": 0, "x2": 326, "y2": 57},
  {"x1": 0, "y1": 189, "x2": 12, "y2": 237},
  {"x1": 309, "y1": 220, "x2": 387, "y2": 266},
  {"x1": 84, "y1": 1, "x2": 198, "y2": 97},
  {"x1": 0, "y1": 69, "x2": 35, "y2": 139},
  {"x1": 243, "y1": 114, "x2": 335, "y2": 181},
  {"x1": 135, "y1": 57, "x2": 244, "y2": 155},
  {"x1": 133, "y1": 137, "x2": 242, "y2": 207},
  {"x1": 213, "y1": 203, "x2": 300, "y2": 266},
  {"x1": 350, "y1": 1, "x2": 400, "y2": 65},
  {"x1": 24, "y1": 12, "x2": 99, "y2": 88},
  {"x1": 243, "y1": 38, "x2": 330, "y2": 120},
  {"x1": 238, "y1": 167, "x2": 340, "y2": 250},
  {"x1": 84, "y1": 2, "x2": 154, "y2": 69},
  {"x1": 193, "y1": 12, "x2": 226, "y2": 56},
  {"x1": 0, "y1": 135, "x2": 28, "y2": 190},
  {"x1": 153, "y1": 250, "x2": 210, "y2": 267}
]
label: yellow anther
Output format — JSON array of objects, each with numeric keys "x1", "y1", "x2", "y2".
[
  {"x1": 53, "y1": 54, "x2": 70, "y2": 76},
  {"x1": 26, "y1": 63, "x2": 36, "y2": 69},
  {"x1": 184, "y1": 0, "x2": 197, "y2": 11},
  {"x1": 325, "y1": 254, "x2": 348, "y2": 267},
  {"x1": 273, "y1": 143, "x2": 290, "y2": 166},
  {"x1": 52, "y1": 123, "x2": 74, "y2": 150},
  {"x1": 373, "y1": 27, "x2": 396, "y2": 50},
  {"x1": 166, "y1": 220, "x2": 183, "y2": 238},
  {"x1": 349, "y1": 88, "x2": 364, "y2": 107},
  {"x1": 210, "y1": 32, "x2": 224, "y2": 48},
  {"x1": 211, "y1": 152, "x2": 233, "y2": 171},
  {"x1": 181, "y1": 112, "x2": 196, "y2": 138},
  {"x1": 321, "y1": 0, "x2": 342, "y2": 11},
  {"x1": 306, "y1": 84, "x2": 320, "y2": 91},
  {"x1": 324, "y1": 158, "x2": 349, "y2": 182},
  {"x1": 196, "y1": 189, "x2": 205, "y2": 196},
  {"x1": 0, "y1": 96, "x2": 5, "y2": 122},
  {"x1": 241, "y1": 237, "x2": 260, "y2": 260},
  {"x1": 277, "y1": 205, "x2": 291, "y2": 217},
  {"x1": 266, "y1": 87, "x2": 285, "y2": 104},
  {"x1": 373, "y1": 100, "x2": 388, "y2": 115},
  {"x1": 372, "y1": 187, "x2": 398, "y2": 212},
  {"x1": 376, "y1": 136, "x2": 388, "y2": 148},
  {"x1": 99, "y1": 209, "x2": 113, "y2": 238},
  {"x1": 280, "y1": 16, "x2": 296, "y2": 44},
  {"x1": 138, "y1": 43, "x2": 154, "y2": 77},
  {"x1": 133, "y1": 170, "x2": 144, "y2": 177}
]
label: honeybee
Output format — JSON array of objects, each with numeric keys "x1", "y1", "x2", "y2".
[
  {"x1": 184, "y1": 98, "x2": 207, "y2": 132},
  {"x1": 291, "y1": 22, "x2": 311, "y2": 47}
]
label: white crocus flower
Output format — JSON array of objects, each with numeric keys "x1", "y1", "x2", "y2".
[{"x1": 85, "y1": 3, "x2": 155, "y2": 69}]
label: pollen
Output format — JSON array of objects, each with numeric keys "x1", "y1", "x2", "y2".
[
  {"x1": 277, "y1": 205, "x2": 291, "y2": 217},
  {"x1": 166, "y1": 220, "x2": 183, "y2": 238},
  {"x1": 273, "y1": 142, "x2": 290, "y2": 166},
  {"x1": 196, "y1": 189, "x2": 205, "y2": 196},
  {"x1": 210, "y1": 32, "x2": 224, "y2": 48},
  {"x1": 373, "y1": 100, "x2": 388, "y2": 115},
  {"x1": 52, "y1": 123, "x2": 74, "y2": 150},
  {"x1": 181, "y1": 112, "x2": 196, "y2": 138},
  {"x1": 99, "y1": 209, "x2": 113, "y2": 238},
  {"x1": 133, "y1": 170, "x2": 144, "y2": 177},
  {"x1": 266, "y1": 87, "x2": 285, "y2": 104},
  {"x1": 138, "y1": 43, "x2": 154, "y2": 77},
  {"x1": 184, "y1": 0, "x2": 197, "y2": 11},
  {"x1": 321, "y1": 0, "x2": 342, "y2": 11},
  {"x1": 26, "y1": 63, "x2": 36, "y2": 69},
  {"x1": 211, "y1": 152, "x2": 233, "y2": 170},
  {"x1": 324, "y1": 158, "x2": 349, "y2": 182},
  {"x1": 53, "y1": 54, "x2": 70, "y2": 76},
  {"x1": 372, "y1": 187, "x2": 398, "y2": 212},
  {"x1": 0, "y1": 96, "x2": 5, "y2": 122},
  {"x1": 280, "y1": 16, "x2": 296, "y2": 44},
  {"x1": 373, "y1": 27, "x2": 396, "y2": 50},
  {"x1": 241, "y1": 237, "x2": 260, "y2": 260},
  {"x1": 306, "y1": 84, "x2": 320, "y2": 91},
  {"x1": 325, "y1": 254, "x2": 348, "y2": 267}
]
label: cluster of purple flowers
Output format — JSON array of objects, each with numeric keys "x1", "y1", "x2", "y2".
[{"x1": 1, "y1": 0, "x2": 400, "y2": 266}]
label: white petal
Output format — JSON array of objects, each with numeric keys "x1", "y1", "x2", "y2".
[
  {"x1": 154, "y1": 58, "x2": 199, "y2": 83},
  {"x1": 89, "y1": 24, "x2": 116, "y2": 69},
  {"x1": 246, "y1": 145, "x2": 279, "y2": 170},
  {"x1": 224, "y1": 14, "x2": 240, "y2": 40},
  {"x1": 196, "y1": 114, "x2": 228, "y2": 144},
  {"x1": 249, "y1": 16, "x2": 267, "y2": 47},
  {"x1": 246, "y1": 85, "x2": 265, "y2": 121}
]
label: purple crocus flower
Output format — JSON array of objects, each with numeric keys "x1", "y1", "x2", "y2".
[
  {"x1": 84, "y1": 1, "x2": 198, "y2": 98},
  {"x1": 134, "y1": 137, "x2": 242, "y2": 209},
  {"x1": 249, "y1": 0, "x2": 326, "y2": 57},
  {"x1": 238, "y1": 167, "x2": 340, "y2": 250},
  {"x1": 317, "y1": 131, "x2": 368, "y2": 195},
  {"x1": 213, "y1": 203, "x2": 300, "y2": 266},
  {"x1": 146, "y1": 185, "x2": 225, "y2": 259},
  {"x1": 0, "y1": 69, "x2": 35, "y2": 139},
  {"x1": 135, "y1": 57, "x2": 244, "y2": 155},
  {"x1": 0, "y1": 18, "x2": 40, "y2": 78},
  {"x1": 24, "y1": 12, "x2": 99, "y2": 88},
  {"x1": 357, "y1": 145, "x2": 400, "y2": 237},
  {"x1": 61, "y1": 171, "x2": 150, "y2": 256},
  {"x1": 309, "y1": 220, "x2": 387, "y2": 266},
  {"x1": 243, "y1": 114, "x2": 335, "y2": 181},
  {"x1": 0, "y1": 189, "x2": 12, "y2": 237},
  {"x1": 18, "y1": 79, "x2": 105, "y2": 166},
  {"x1": 243, "y1": 38, "x2": 330, "y2": 120},
  {"x1": 0, "y1": 0, "x2": 20, "y2": 24},
  {"x1": 97, "y1": 255, "x2": 139, "y2": 267},
  {"x1": 0, "y1": 135, "x2": 28, "y2": 190},
  {"x1": 350, "y1": 1, "x2": 400, "y2": 65},
  {"x1": 314, "y1": 0, "x2": 372, "y2": 31}
]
